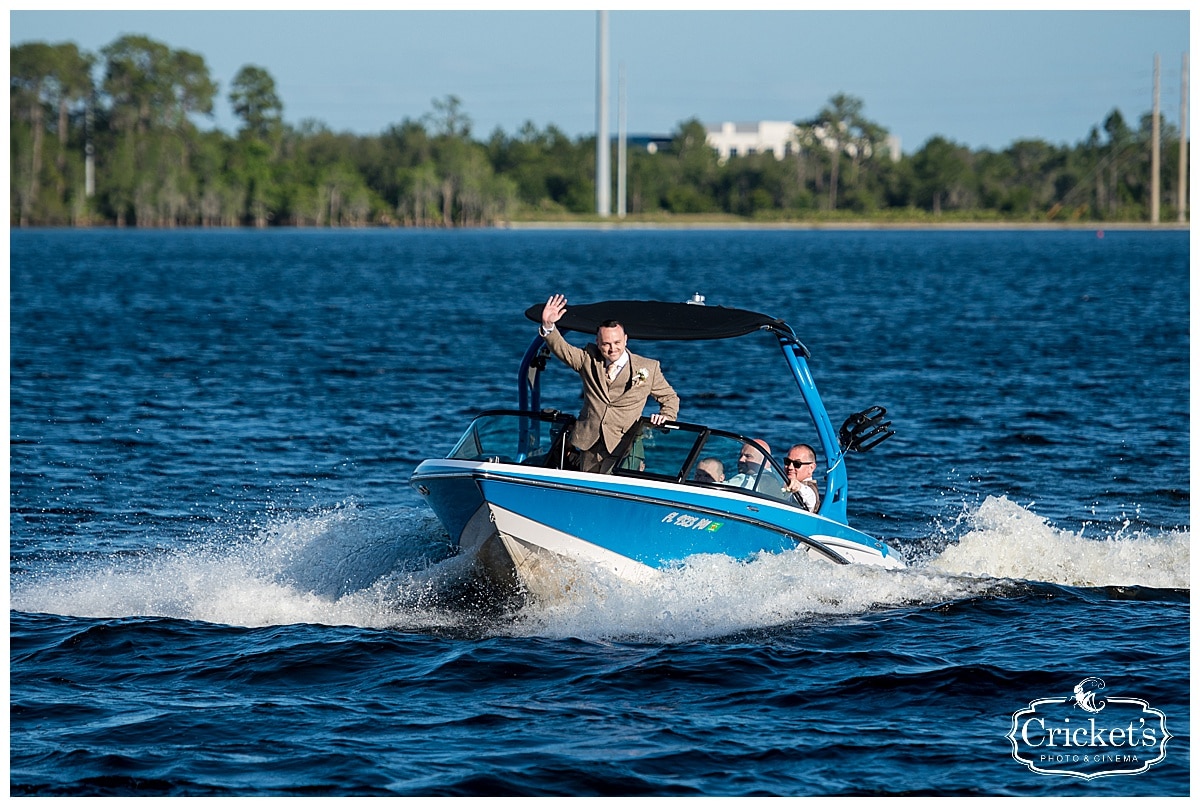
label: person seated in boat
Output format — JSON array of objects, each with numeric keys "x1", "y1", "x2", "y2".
[
  {"x1": 692, "y1": 457, "x2": 725, "y2": 484},
  {"x1": 725, "y1": 439, "x2": 772, "y2": 489},
  {"x1": 540, "y1": 293, "x2": 680, "y2": 473},
  {"x1": 782, "y1": 443, "x2": 821, "y2": 512}
]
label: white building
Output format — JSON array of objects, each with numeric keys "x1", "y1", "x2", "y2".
[
  {"x1": 705, "y1": 120, "x2": 901, "y2": 163},
  {"x1": 704, "y1": 121, "x2": 799, "y2": 161}
]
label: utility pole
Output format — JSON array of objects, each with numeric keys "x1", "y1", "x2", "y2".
[
  {"x1": 1180, "y1": 52, "x2": 1189, "y2": 223},
  {"x1": 1151, "y1": 53, "x2": 1160, "y2": 224},
  {"x1": 85, "y1": 90, "x2": 95, "y2": 199},
  {"x1": 618, "y1": 62, "x2": 627, "y2": 219},
  {"x1": 595, "y1": 11, "x2": 610, "y2": 218}
]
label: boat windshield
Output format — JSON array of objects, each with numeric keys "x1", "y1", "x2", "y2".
[
  {"x1": 446, "y1": 411, "x2": 805, "y2": 508},
  {"x1": 447, "y1": 410, "x2": 575, "y2": 466},
  {"x1": 612, "y1": 421, "x2": 801, "y2": 507}
]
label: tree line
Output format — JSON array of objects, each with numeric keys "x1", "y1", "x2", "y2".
[{"x1": 11, "y1": 35, "x2": 1189, "y2": 228}]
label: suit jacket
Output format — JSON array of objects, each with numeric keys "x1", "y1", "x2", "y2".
[{"x1": 544, "y1": 327, "x2": 680, "y2": 453}]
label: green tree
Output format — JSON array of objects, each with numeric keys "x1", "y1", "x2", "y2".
[
  {"x1": 168, "y1": 49, "x2": 216, "y2": 126},
  {"x1": 11, "y1": 42, "x2": 58, "y2": 224},
  {"x1": 911, "y1": 136, "x2": 972, "y2": 214},
  {"x1": 227, "y1": 137, "x2": 275, "y2": 226},
  {"x1": 799, "y1": 93, "x2": 888, "y2": 211},
  {"x1": 718, "y1": 153, "x2": 790, "y2": 217},
  {"x1": 973, "y1": 149, "x2": 1016, "y2": 212},
  {"x1": 485, "y1": 122, "x2": 588, "y2": 213},
  {"x1": 164, "y1": 47, "x2": 216, "y2": 197},
  {"x1": 46, "y1": 43, "x2": 95, "y2": 215},
  {"x1": 1004, "y1": 139, "x2": 1064, "y2": 216},
  {"x1": 101, "y1": 35, "x2": 172, "y2": 135},
  {"x1": 11, "y1": 32, "x2": 1180, "y2": 227},
  {"x1": 98, "y1": 35, "x2": 215, "y2": 225},
  {"x1": 396, "y1": 162, "x2": 441, "y2": 226},
  {"x1": 230, "y1": 65, "x2": 283, "y2": 142},
  {"x1": 427, "y1": 94, "x2": 471, "y2": 139},
  {"x1": 664, "y1": 119, "x2": 718, "y2": 213},
  {"x1": 1098, "y1": 110, "x2": 1140, "y2": 217},
  {"x1": 229, "y1": 65, "x2": 284, "y2": 225}
]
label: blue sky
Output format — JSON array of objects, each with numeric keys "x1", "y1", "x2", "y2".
[{"x1": 9, "y1": 5, "x2": 1192, "y2": 155}]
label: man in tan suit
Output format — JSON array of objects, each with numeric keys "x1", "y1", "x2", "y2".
[{"x1": 540, "y1": 293, "x2": 680, "y2": 473}]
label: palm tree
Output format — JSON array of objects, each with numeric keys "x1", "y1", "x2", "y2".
[
  {"x1": 801, "y1": 93, "x2": 885, "y2": 210},
  {"x1": 819, "y1": 94, "x2": 858, "y2": 209}
]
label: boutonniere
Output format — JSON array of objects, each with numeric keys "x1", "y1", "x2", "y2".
[{"x1": 633, "y1": 367, "x2": 649, "y2": 386}]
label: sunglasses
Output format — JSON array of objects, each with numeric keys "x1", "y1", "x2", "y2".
[{"x1": 784, "y1": 459, "x2": 815, "y2": 468}]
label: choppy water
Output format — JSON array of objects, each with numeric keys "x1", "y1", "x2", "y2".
[{"x1": 10, "y1": 228, "x2": 1189, "y2": 795}]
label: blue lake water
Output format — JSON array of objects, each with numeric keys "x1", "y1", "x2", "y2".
[{"x1": 9, "y1": 227, "x2": 1189, "y2": 795}]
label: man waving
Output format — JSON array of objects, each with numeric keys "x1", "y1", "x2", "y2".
[{"x1": 539, "y1": 293, "x2": 679, "y2": 473}]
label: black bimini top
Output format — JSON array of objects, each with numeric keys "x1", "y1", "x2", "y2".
[{"x1": 523, "y1": 299, "x2": 795, "y2": 343}]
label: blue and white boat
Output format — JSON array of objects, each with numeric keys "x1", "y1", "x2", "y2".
[{"x1": 410, "y1": 298, "x2": 903, "y2": 598}]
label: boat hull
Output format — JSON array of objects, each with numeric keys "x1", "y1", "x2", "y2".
[{"x1": 411, "y1": 459, "x2": 903, "y2": 594}]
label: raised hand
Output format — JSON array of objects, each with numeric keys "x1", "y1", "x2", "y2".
[{"x1": 542, "y1": 293, "x2": 568, "y2": 329}]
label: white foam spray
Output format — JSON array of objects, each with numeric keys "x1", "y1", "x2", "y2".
[
  {"x1": 10, "y1": 495, "x2": 1188, "y2": 639},
  {"x1": 10, "y1": 503, "x2": 463, "y2": 631},
  {"x1": 926, "y1": 495, "x2": 1189, "y2": 589},
  {"x1": 511, "y1": 495, "x2": 1188, "y2": 641}
]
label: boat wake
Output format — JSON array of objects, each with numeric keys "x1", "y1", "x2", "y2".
[
  {"x1": 10, "y1": 502, "x2": 462, "y2": 632},
  {"x1": 510, "y1": 495, "x2": 1188, "y2": 640},
  {"x1": 10, "y1": 496, "x2": 1188, "y2": 640},
  {"x1": 921, "y1": 494, "x2": 1188, "y2": 589}
]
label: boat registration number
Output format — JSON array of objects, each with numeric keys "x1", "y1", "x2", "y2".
[{"x1": 661, "y1": 511, "x2": 723, "y2": 532}]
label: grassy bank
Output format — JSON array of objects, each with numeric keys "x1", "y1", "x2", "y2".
[{"x1": 500, "y1": 211, "x2": 1189, "y2": 231}]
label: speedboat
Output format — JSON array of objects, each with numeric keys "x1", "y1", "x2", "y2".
[{"x1": 410, "y1": 298, "x2": 903, "y2": 599}]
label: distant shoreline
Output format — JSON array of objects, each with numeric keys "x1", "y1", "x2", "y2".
[
  {"x1": 11, "y1": 220, "x2": 1189, "y2": 232},
  {"x1": 502, "y1": 220, "x2": 1189, "y2": 232}
]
